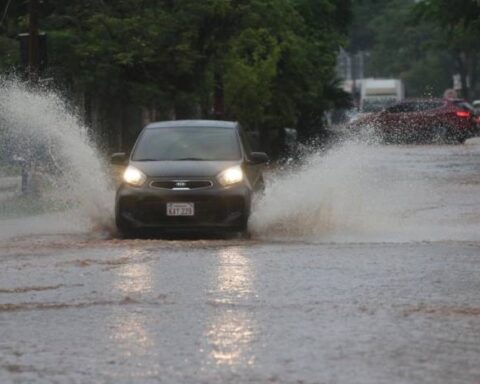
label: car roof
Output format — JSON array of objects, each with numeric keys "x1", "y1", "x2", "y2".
[
  {"x1": 397, "y1": 98, "x2": 444, "y2": 103},
  {"x1": 145, "y1": 120, "x2": 238, "y2": 129},
  {"x1": 396, "y1": 98, "x2": 470, "y2": 104}
]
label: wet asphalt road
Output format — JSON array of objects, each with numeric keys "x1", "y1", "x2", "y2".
[{"x1": 2, "y1": 142, "x2": 480, "y2": 383}]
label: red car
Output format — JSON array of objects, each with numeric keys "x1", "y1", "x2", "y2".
[{"x1": 350, "y1": 98, "x2": 478, "y2": 143}]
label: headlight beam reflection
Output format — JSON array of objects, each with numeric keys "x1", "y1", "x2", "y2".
[{"x1": 206, "y1": 247, "x2": 257, "y2": 366}]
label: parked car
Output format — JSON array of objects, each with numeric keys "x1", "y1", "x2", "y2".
[
  {"x1": 111, "y1": 120, "x2": 268, "y2": 237},
  {"x1": 349, "y1": 98, "x2": 477, "y2": 143}
]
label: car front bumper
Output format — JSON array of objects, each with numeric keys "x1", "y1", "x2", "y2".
[{"x1": 116, "y1": 183, "x2": 251, "y2": 231}]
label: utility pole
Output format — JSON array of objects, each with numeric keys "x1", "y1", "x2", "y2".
[
  {"x1": 28, "y1": 0, "x2": 40, "y2": 84},
  {"x1": 20, "y1": 0, "x2": 40, "y2": 195},
  {"x1": 213, "y1": 56, "x2": 225, "y2": 119}
]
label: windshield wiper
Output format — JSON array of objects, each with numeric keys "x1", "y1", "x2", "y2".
[
  {"x1": 134, "y1": 158, "x2": 158, "y2": 162},
  {"x1": 175, "y1": 157, "x2": 206, "y2": 161}
]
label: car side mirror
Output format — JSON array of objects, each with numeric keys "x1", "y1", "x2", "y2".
[
  {"x1": 249, "y1": 152, "x2": 269, "y2": 164},
  {"x1": 111, "y1": 152, "x2": 127, "y2": 165}
]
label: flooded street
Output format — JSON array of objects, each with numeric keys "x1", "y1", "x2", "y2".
[
  {"x1": 4, "y1": 0, "x2": 480, "y2": 381},
  {"x1": 2, "y1": 142, "x2": 480, "y2": 383}
]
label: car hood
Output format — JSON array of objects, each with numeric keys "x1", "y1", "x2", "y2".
[{"x1": 129, "y1": 160, "x2": 241, "y2": 178}]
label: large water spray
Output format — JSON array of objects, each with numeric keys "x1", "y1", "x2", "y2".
[
  {"x1": 1, "y1": 78, "x2": 479, "y2": 243},
  {"x1": 0, "y1": 78, "x2": 115, "y2": 234},
  {"x1": 250, "y1": 141, "x2": 480, "y2": 243}
]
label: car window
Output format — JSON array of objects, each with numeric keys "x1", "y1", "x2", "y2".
[
  {"x1": 362, "y1": 98, "x2": 397, "y2": 112},
  {"x1": 386, "y1": 103, "x2": 413, "y2": 113},
  {"x1": 386, "y1": 101, "x2": 443, "y2": 113},
  {"x1": 132, "y1": 126, "x2": 242, "y2": 161},
  {"x1": 414, "y1": 101, "x2": 444, "y2": 111},
  {"x1": 452, "y1": 100, "x2": 474, "y2": 113}
]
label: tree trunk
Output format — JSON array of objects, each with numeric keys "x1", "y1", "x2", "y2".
[
  {"x1": 469, "y1": 53, "x2": 478, "y2": 100},
  {"x1": 213, "y1": 60, "x2": 224, "y2": 120},
  {"x1": 455, "y1": 51, "x2": 470, "y2": 100}
]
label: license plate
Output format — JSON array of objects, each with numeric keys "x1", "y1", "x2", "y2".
[{"x1": 166, "y1": 202, "x2": 195, "y2": 216}]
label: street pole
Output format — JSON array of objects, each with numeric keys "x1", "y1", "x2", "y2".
[
  {"x1": 21, "y1": 0, "x2": 40, "y2": 194},
  {"x1": 28, "y1": 0, "x2": 39, "y2": 84}
]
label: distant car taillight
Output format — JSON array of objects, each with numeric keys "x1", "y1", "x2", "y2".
[{"x1": 456, "y1": 110, "x2": 472, "y2": 118}]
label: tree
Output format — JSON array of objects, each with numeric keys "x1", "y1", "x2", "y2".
[
  {"x1": 346, "y1": 0, "x2": 458, "y2": 98},
  {"x1": 366, "y1": 0, "x2": 455, "y2": 97},
  {"x1": 0, "y1": 0, "x2": 353, "y2": 154},
  {"x1": 414, "y1": 0, "x2": 480, "y2": 99}
]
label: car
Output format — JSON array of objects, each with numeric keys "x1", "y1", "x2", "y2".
[
  {"x1": 111, "y1": 120, "x2": 268, "y2": 237},
  {"x1": 349, "y1": 98, "x2": 478, "y2": 143}
]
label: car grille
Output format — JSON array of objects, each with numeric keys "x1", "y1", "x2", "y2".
[
  {"x1": 150, "y1": 180, "x2": 213, "y2": 190},
  {"x1": 127, "y1": 196, "x2": 245, "y2": 225}
]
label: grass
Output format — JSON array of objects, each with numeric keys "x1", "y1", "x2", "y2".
[{"x1": 0, "y1": 164, "x2": 21, "y2": 177}]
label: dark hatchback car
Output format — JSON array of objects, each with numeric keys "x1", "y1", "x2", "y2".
[
  {"x1": 351, "y1": 98, "x2": 477, "y2": 143},
  {"x1": 111, "y1": 120, "x2": 268, "y2": 237}
]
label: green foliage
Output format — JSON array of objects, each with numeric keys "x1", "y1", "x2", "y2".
[
  {"x1": 225, "y1": 28, "x2": 281, "y2": 128},
  {"x1": 348, "y1": 0, "x2": 390, "y2": 53},
  {"x1": 0, "y1": 0, "x2": 352, "y2": 151},
  {"x1": 0, "y1": 36, "x2": 18, "y2": 70},
  {"x1": 365, "y1": 0, "x2": 455, "y2": 97},
  {"x1": 413, "y1": 0, "x2": 480, "y2": 99},
  {"x1": 351, "y1": 0, "x2": 480, "y2": 99},
  {"x1": 401, "y1": 52, "x2": 453, "y2": 97}
]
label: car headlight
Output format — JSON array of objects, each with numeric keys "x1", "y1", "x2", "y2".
[
  {"x1": 123, "y1": 166, "x2": 146, "y2": 187},
  {"x1": 217, "y1": 165, "x2": 244, "y2": 187}
]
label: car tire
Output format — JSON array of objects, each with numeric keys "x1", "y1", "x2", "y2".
[
  {"x1": 238, "y1": 229, "x2": 251, "y2": 240},
  {"x1": 115, "y1": 214, "x2": 136, "y2": 239},
  {"x1": 236, "y1": 214, "x2": 250, "y2": 239}
]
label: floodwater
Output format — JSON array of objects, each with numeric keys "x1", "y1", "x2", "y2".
[
  {"x1": 1, "y1": 142, "x2": 480, "y2": 383},
  {"x1": 1, "y1": 81, "x2": 480, "y2": 383}
]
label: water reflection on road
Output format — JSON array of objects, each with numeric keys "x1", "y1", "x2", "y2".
[
  {"x1": 206, "y1": 247, "x2": 257, "y2": 366},
  {"x1": 2, "y1": 142, "x2": 480, "y2": 383},
  {"x1": 111, "y1": 250, "x2": 153, "y2": 357},
  {"x1": 114, "y1": 250, "x2": 153, "y2": 295}
]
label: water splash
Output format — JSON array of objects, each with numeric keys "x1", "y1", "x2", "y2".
[
  {"x1": 250, "y1": 140, "x2": 480, "y2": 243},
  {"x1": 1, "y1": 78, "x2": 479, "y2": 244},
  {"x1": 0, "y1": 78, "x2": 115, "y2": 235},
  {"x1": 249, "y1": 142, "x2": 393, "y2": 241}
]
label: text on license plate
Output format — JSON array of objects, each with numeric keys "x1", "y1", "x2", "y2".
[{"x1": 166, "y1": 202, "x2": 195, "y2": 216}]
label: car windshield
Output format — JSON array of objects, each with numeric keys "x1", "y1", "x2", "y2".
[
  {"x1": 386, "y1": 101, "x2": 444, "y2": 113},
  {"x1": 132, "y1": 126, "x2": 242, "y2": 161},
  {"x1": 362, "y1": 98, "x2": 397, "y2": 113}
]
